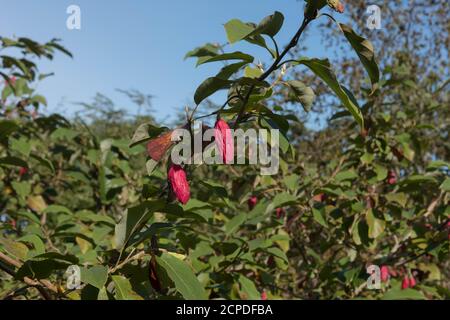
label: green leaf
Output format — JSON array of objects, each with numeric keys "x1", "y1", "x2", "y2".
[
  {"x1": 271, "y1": 192, "x2": 298, "y2": 209},
  {"x1": 194, "y1": 77, "x2": 232, "y2": 105},
  {"x1": 81, "y1": 266, "x2": 109, "y2": 290},
  {"x1": 312, "y1": 207, "x2": 328, "y2": 228},
  {"x1": 366, "y1": 209, "x2": 385, "y2": 239},
  {"x1": 111, "y1": 275, "x2": 143, "y2": 300},
  {"x1": 156, "y1": 253, "x2": 207, "y2": 300},
  {"x1": 30, "y1": 154, "x2": 55, "y2": 174},
  {"x1": 250, "y1": 11, "x2": 284, "y2": 37},
  {"x1": 196, "y1": 52, "x2": 254, "y2": 66},
  {"x1": 335, "y1": 169, "x2": 358, "y2": 182},
  {"x1": 382, "y1": 288, "x2": 426, "y2": 300},
  {"x1": 0, "y1": 238, "x2": 29, "y2": 260},
  {"x1": 15, "y1": 253, "x2": 78, "y2": 280},
  {"x1": 239, "y1": 275, "x2": 260, "y2": 300},
  {"x1": 114, "y1": 200, "x2": 166, "y2": 250},
  {"x1": 185, "y1": 43, "x2": 219, "y2": 60},
  {"x1": 18, "y1": 235, "x2": 45, "y2": 257},
  {"x1": 0, "y1": 120, "x2": 19, "y2": 140},
  {"x1": 294, "y1": 58, "x2": 364, "y2": 128},
  {"x1": 440, "y1": 178, "x2": 450, "y2": 192},
  {"x1": 373, "y1": 164, "x2": 388, "y2": 181},
  {"x1": 244, "y1": 66, "x2": 263, "y2": 79},
  {"x1": 339, "y1": 24, "x2": 379, "y2": 89},
  {"x1": 285, "y1": 80, "x2": 315, "y2": 112},
  {"x1": 224, "y1": 19, "x2": 255, "y2": 44},
  {"x1": 0, "y1": 156, "x2": 28, "y2": 168},
  {"x1": 225, "y1": 213, "x2": 247, "y2": 236},
  {"x1": 11, "y1": 181, "x2": 31, "y2": 199}
]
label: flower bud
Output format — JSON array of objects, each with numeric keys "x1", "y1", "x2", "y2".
[
  {"x1": 168, "y1": 164, "x2": 190, "y2": 205},
  {"x1": 214, "y1": 119, "x2": 234, "y2": 164}
]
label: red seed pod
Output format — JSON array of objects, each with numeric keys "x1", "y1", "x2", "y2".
[
  {"x1": 18, "y1": 167, "x2": 28, "y2": 177},
  {"x1": 380, "y1": 266, "x2": 390, "y2": 283},
  {"x1": 214, "y1": 119, "x2": 234, "y2": 164},
  {"x1": 261, "y1": 291, "x2": 268, "y2": 300},
  {"x1": 387, "y1": 170, "x2": 397, "y2": 185},
  {"x1": 248, "y1": 196, "x2": 258, "y2": 210},
  {"x1": 409, "y1": 276, "x2": 417, "y2": 288},
  {"x1": 276, "y1": 208, "x2": 286, "y2": 219},
  {"x1": 401, "y1": 276, "x2": 410, "y2": 290},
  {"x1": 168, "y1": 164, "x2": 191, "y2": 205}
]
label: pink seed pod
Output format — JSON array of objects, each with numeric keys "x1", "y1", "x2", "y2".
[
  {"x1": 261, "y1": 291, "x2": 268, "y2": 300},
  {"x1": 401, "y1": 276, "x2": 410, "y2": 290},
  {"x1": 248, "y1": 196, "x2": 258, "y2": 210},
  {"x1": 409, "y1": 276, "x2": 417, "y2": 288},
  {"x1": 168, "y1": 164, "x2": 190, "y2": 205},
  {"x1": 387, "y1": 170, "x2": 397, "y2": 185},
  {"x1": 214, "y1": 119, "x2": 234, "y2": 164},
  {"x1": 19, "y1": 167, "x2": 28, "y2": 177},
  {"x1": 380, "y1": 266, "x2": 390, "y2": 283}
]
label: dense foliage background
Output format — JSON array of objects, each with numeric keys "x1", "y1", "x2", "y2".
[{"x1": 0, "y1": 0, "x2": 449, "y2": 300}]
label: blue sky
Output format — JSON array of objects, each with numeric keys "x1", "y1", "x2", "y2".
[{"x1": 1, "y1": 0, "x2": 342, "y2": 123}]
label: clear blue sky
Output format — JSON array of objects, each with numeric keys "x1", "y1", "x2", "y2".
[{"x1": 1, "y1": 0, "x2": 344, "y2": 123}]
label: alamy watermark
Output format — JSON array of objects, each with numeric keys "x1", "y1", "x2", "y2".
[
  {"x1": 66, "y1": 5, "x2": 81, "y2": 30},
  {"x1": 366, "y1": 5, "x2": 382, "y2": 30}
]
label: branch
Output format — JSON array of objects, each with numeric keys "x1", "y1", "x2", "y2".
[
  {"x1": 0, "y1": 251, "x2": 58, "y2": 299},
  {"x1": 233, "y1": 17, "x2": 312, "y2": 128}
]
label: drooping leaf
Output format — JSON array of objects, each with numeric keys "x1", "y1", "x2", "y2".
[
  {"x1": 80, "y1": 266, "x2": 109, "y2": 290},
  {"x1": 294, "y1": 58, "x2": 364, "y2": 128},
  {"x1": 285, "y1": 80, "x2": 316, "y2": 112},
  {"x1": 156, "y1": 253, "x2": 207, "y2": 300},
  {"x1": 339, "y1": 24, "x2": 380, "y2": 89},
  {"x1": 112, "y1": 275, "x2": 143, "y2": 300},
  {"x1": 250, "y1": 11, "x2": 285, "y2": 37},
  {"x1": 194, "y1": 77, "x2": 232, "y2": 105}
]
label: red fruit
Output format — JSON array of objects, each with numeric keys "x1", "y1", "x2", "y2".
[
  {"x1": 18, "y1": 167, "x2": 28, "y2": 177},
  {"x1": 276, "y1": 208, "x2": 285, "y2": 219},
  {"x1": 248, "y1": 196, "x2": 258, "y2": 210},
  {"x1": 261, "y1": 291, "x2": 268, "y2": 300},
  {"x1": 10, "y1": 219, "x2": 16, "y2": 229},
  {"x1": 168, "y1": 164, "x2": 190, "y2": 205},
  {"x1": 409, "y1": 276, "x2": 416, "y2": 288},
  {"x1": 214, "y1": 119, "x2": 234, "y2": 164},
  {"x1": 380, "y1": 266, "x2": 389, "y2": 283},
  {"x1": 401, "y1": 276, "x2": 410, "y2": 290},
  {"x1": 387, "y1": 170, "x2": 397, "y2": 185}
]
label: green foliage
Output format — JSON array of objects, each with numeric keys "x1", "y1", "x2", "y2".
[{"x1": 0, "y1": 3, "x2": 448, "y2": 301}]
